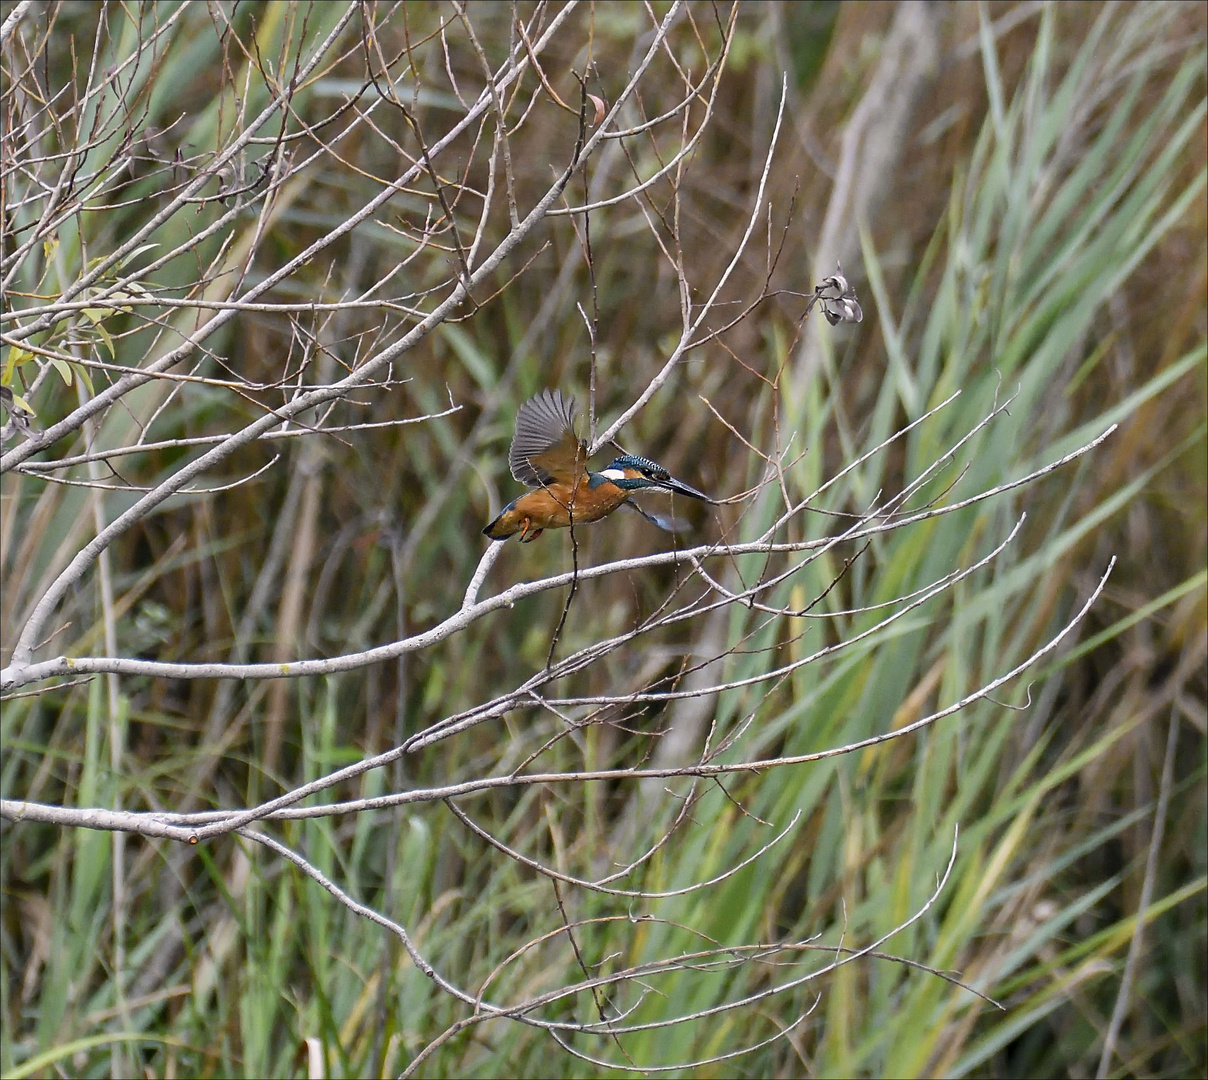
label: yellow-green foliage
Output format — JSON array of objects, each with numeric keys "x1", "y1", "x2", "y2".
[{"x1": 1, "y1": 3, "x2": 1204, "y2": 1077}]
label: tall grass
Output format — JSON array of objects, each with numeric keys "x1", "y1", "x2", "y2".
[{"x1": 2, "y1": 3, "x2": 1204, "y2": 1077}]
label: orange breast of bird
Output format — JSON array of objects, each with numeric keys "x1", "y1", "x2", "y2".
[{"x1": 484, "y1": 477, "x2": 629, "y2": 542}]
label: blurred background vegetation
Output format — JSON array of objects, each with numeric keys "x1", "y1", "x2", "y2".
[{"x1": 1, "y1": 1, "x2": 1204, "y2": 1076}]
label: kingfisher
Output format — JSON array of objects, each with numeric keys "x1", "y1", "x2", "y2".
[{"x1": 483, "y1": 389, "x2": 711, "y2": 543}]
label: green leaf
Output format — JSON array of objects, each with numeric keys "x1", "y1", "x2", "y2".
[
  {"x1": 81, "y1": 307, "x2": 117, "y2": 357},
  {"x1": 114, "y1": 243, "x2": 160, "y2": 272},
  {"x1": 2, "y1": 347, "x2": 34, "y2": 386},
  {"x1": 72, "y1": 363, "x2": 95, "y2": 395},
  {"x1": 8, "y1": 390, "x2": 36, "y2": 416},
  {"x1": 94, "y1": 323, "x2": 115, "y2": 358},
  {"x1": 108, "y1": 282, "x2": 152, "y2": 309}
]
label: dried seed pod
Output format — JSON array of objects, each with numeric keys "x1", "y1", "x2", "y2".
[{"x1": 813, "y1": 263, "x2": 863, "y2": 325}]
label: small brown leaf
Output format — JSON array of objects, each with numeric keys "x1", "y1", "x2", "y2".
[{"x1": 588, "y1": 94, "x2": 606, "y2": 126}]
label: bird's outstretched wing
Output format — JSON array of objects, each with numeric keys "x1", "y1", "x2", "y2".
[{"x1": 509, "y1": 389, "x2": 587, "y2": 487}]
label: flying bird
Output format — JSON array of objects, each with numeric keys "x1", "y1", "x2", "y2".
[{"x1": 483, "y1": 389, "x2": 710, "y2": 543}]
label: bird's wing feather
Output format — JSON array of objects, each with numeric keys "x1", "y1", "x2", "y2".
[{"x1": 509, "y1": 389, "x2": 587, "y2": 486}]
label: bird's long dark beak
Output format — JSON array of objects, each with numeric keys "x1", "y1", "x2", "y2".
[{"x1": 655, "y1": 474, "x2": 711, "y2": 503}]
